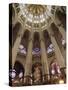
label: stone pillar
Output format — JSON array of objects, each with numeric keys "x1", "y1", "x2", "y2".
[
  {"x1": 39, "y1": 31, "x2": 49, "y2": 79},
  {"x1": 51, "y1": 16, "x2": 66, "y2": 41},
  {"x1": 12, "y1": 28, "x2": 25, "y2": 68},
  {"x1": 24, "y1": 32, "x2": 33, "y2": 76},
  {"x1": 47, "y1": 28, "x2": 65, "y2": 68},
  {"x1": 24, "y1": 32, "x2": 34, "y2": 85}
]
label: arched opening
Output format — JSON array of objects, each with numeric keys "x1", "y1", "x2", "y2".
[
  {"x1": 19, "y1": 30, "x2": 30, "y2": 56},
  {"x1": 14, "y1": 61, "x2": 24, "y2": 76},
  {"x1": 11, "y1": 30, "x2": 30, "y2": 86},
  {"x1": 9, "y1": 61, "x2": 25, "y2": 86},
  {"x1": 43, "y1": 30, "x2": 54, "y2": 57},
  {"x1": 17, "y1": 30, "x2": 30, "y2": 74},
  {"x1": 32, "y1": 32, "x2": 40, "y2": 57},
  {"x1": 21, "y1": 30, "x2": 30, "y2": 50}
]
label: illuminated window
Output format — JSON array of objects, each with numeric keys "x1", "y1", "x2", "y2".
[
  {"x1": 32, "y1": 48, "x2": 40, "y2": 55},
  {"x1": 19, "y1": 44, "x2": 26, "y2": 54},
  {"x1": 9, "y1": 69, "x2": 16, "y2": 79},
  {"x1": 61, "y1": 39, "x2": 65, "y2": 45},
  {"x1": 47, "y1": 44, "x2": 54, "y2": 53}
]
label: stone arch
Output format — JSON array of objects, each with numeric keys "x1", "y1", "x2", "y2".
[
  {"x1": 43, "y1": 30, "x2": 51, "y2": 48},
  {"x1": 32, "y1": 32, "x2": 41, "y2": 68},
  {"x1": 14, "y1": 60, "x2": 25, "y2": 76},
  {"x1": 33, "y1": 32, "x2": 40, "y2": 54},
  {"x1": 43, "y1": 30, "x2": 54, "y2": 57}
]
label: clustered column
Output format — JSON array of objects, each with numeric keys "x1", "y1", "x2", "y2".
[
  {"x1": 24, "y1": 32, "x2": 33, "y2": 76},
  {"x1": 51, "y1": 16, "x2": 66, "y2": 40},
  {"x1": 39, "y1": 31, "x2": 50, "y2": 80},
  {"x1": 24, "y1": 32, "x2": 34, "y2": 84},
  {"x1": 12, "y1": 20, "x2": 27, "y2": 68},
  {"x1": 47, "y1": 28, "x2": 65, "y2": 68},
  {"x1": 12, "y1": 28, "x2": 25, "y2": 68}
]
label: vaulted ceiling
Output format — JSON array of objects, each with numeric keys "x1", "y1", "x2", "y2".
[{"x1": 13, "y1": 4, "x2": 56, "y2": 30}]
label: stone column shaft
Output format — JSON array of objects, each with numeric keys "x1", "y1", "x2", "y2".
[
  {"x1": 47, "y1": 29, "x2": 65, "y2": 68},
  {"x1": 12, "y1": 29, "x2": 25, "y2": 68},
  {"x1": 24, "y1": 32, "x2": 33, "y2": 76},
  {"x1": 51, "y1": 16, "x2": 66, "y2": 40},
  {"x1": 39, "y1": 32, "x2": 49, "y2": 75},
  {"x1": 12, "y1": 18, "x2": 27, "y2": 68}
]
